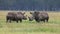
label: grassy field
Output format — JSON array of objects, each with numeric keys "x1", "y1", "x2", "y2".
[{"x1": 0, "y1": 11, "x2": 60, "y2": 34}]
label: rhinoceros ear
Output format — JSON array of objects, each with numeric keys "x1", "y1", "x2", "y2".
[{"x1": 30, "y1": 12, "x2": 33, "y2": 14}]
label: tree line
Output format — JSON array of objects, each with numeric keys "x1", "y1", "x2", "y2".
[{"x1": 0, "y1": 0, "x2": 60, "y2": 11}]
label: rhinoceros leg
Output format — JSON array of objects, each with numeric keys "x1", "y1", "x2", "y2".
[
  {"x1": 20, "y1": 19, "x2": 22, "y2": 23},
  {"x1": 6, "y1": 17, "x2": 10, "y2": 23},
  {"x1": 43, "y1": 19, "x2": 45, "y2": 22},
  {"x1": 6, "y1": 18, "x2": 8, "y2": 23},
  {"x1": 45, "y1": 17, "x2": 49, "y2": 22},
  {"x1": 35, "y1": 18, "x2": 40, "y2": 22},
  {"x1": 16, "y1": 20, "x2": 18, "y2": 23},
  {"x1": 46, "y1": 18, "x2": 49, "y2": 22},
  {"x1": 9, "y1": 19, "x2": 11, "y2": 23}
]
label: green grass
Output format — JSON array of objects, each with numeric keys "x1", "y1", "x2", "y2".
[
  {"x1": 0, "y1": 20, "x2": 60, "y2": 34},
  {"x1": 0, "y1": 11, "x2": 60, "y2": 34}
]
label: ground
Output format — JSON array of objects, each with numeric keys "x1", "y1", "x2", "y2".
[{"x1": 0, "y1": 11, "x2": 60, "y2": 34}]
